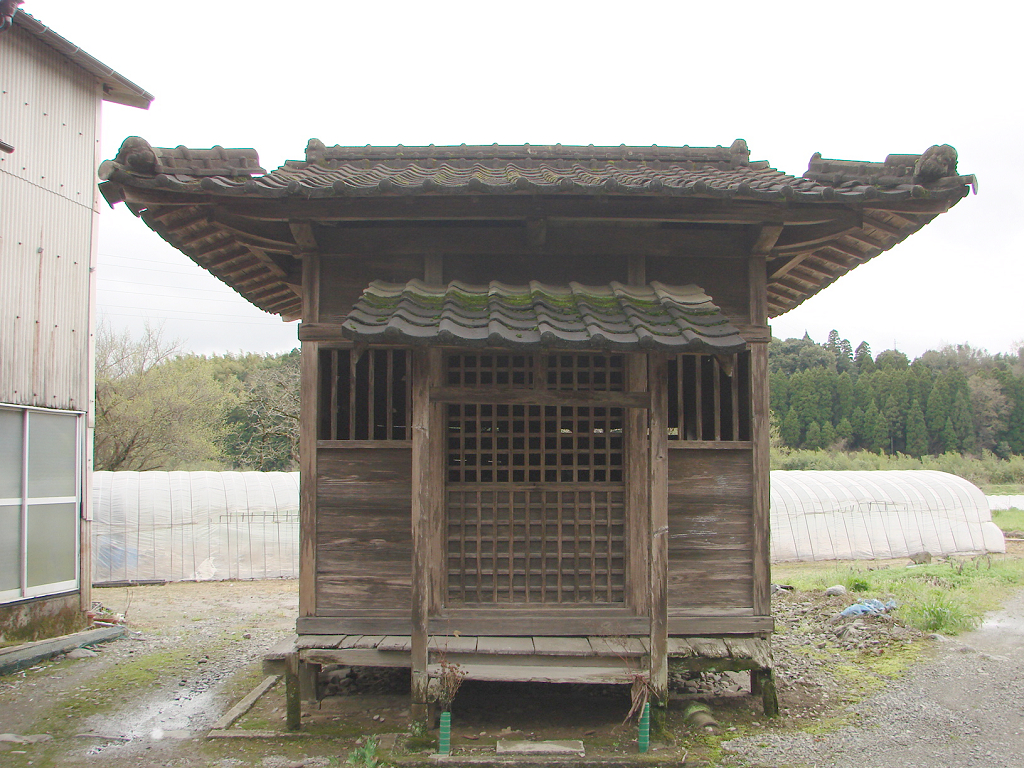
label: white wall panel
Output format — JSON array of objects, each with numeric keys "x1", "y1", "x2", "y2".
[{"x1": 0, "y1": 23, "x2": 100, "y2": 409}]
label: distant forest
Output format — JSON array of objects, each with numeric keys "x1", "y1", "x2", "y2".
[
  {"x1": 770, "y1": 332, "x2": 1024, "y2": 458},
  {"x1": 93, "y1": 325, "x2": 1024, "y2": 487}
]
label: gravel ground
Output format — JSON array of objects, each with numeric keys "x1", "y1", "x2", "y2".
[
  {"x1": 2, "y1": 572, "x2": 1024, "y2": 767},
  {"x1": 724, "y1": 587, "x2": 1024, "y2": 767}
]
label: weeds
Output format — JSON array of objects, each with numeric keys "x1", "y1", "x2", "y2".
[
  {"x1": 774, "y1": 555, "x2": 1024, "y2": 636},
  {"x1": 899, "y1": 592, "x2": 980, "y2": 633},
  {"x1": 433, "y1": 658, "x2": 465, "y2": 712},
  {"x1": 347, "y1": 737, "x2": 382, "y2": 768}
]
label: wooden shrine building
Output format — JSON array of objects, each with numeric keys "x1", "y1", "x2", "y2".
[{"x1": 99, "y1": 139, "x2": 974, "y2": 719}]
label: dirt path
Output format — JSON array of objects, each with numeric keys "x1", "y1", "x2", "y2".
[
  {"x1": 724, "y1": 587, "x2": 1024, "y2": 767},
  {"x1": 3, "y1": 578, "x2": 1024, "y2": 767},
  {"x1": 0, "y1": 580, "x2": 299, "y2": 767}
]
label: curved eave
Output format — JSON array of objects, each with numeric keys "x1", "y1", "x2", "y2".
[
  {"x1": 764, "y1": 193, "x2": 969, "y2": 317},
  {"x1": 137, "y1": 203, "x2": 302, "y2": 319},
  {"x1": 101, "y1": 173, "x2": 972, "y2": 322},
  {"x1": 97, "y1": 163, "x2": 976, "y2": 203}
]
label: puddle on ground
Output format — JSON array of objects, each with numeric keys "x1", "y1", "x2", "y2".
[
  {"x1": 81, "y1": 668, "x2": 231, "y2": 755},
  {"x1": 971, "y1": 606, "x2": 1024, "y2": 656}
]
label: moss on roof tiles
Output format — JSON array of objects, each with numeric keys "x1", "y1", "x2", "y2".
[{"x1": 344, "y1": 280, "x2": 746, "y2": 351}]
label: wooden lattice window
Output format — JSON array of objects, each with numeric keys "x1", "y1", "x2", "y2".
[
  {"x1": 667, "y1": 352, "x2": 751, "y2": 442},
  {"x1": 444, "y1": 353, "x2": 626, "y2": 605},
  {"x1": 445, "y1": 403, "x2": 624, "y2": 484},
  {"x1": 445, "y1": 354, "x2": 536, "y2": 388},
  {"x1": 318, "y1": 349, "x2": 411, "y2": 440},
  {"x1": 446, "y1": 488, "x2": 625, "y2": 604}
]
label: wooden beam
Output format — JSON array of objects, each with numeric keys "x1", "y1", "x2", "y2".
[
  {"x1": 824, "y1": 240, "x2": 867, "y2": 261},
  {"x1": 410, "y1": 349, "x2": 442, "y2": 722},
  {"x1": 188, "y1": 238, "x2": 237, "y2": 260},
  {"x1": 627, "y1": 255, "x2": 646, "y2": 285},
  {"x1": 785, "y1": 259, "x2": 835, "y2": 281},
  {"x1": 208, "y1": 252, "x2": 260, "y2": 275},
  {"x1": 430, "y1": 386, "x2": 651, "y2": 409},
  {"x1": 205, "y1": 195, "x2": 866, "y2": 225},
  {"x1": 290, "y1": 221, "x2": 319, "y2": 252},
  {"x1": 770, "y1": 216, "x2": 861, "y2": 254},
  {"x1": 769, "y1": 253, "x2": 808, "y2": 280},
  {"x1": 844, "y1": 230, "x2": 887, "y2": 250},
  {"x1": 774, "y1": 275, "x2": 819, "y2": 296},
  {"x1": 423, "y1": 254, "x2": 444, "y2": 286},
  {"x1": 298, "y1": 255, "x2": 319, "y2": 619},
  {"x1": 648, "y1": 353, "x2": 669, "y2": 704},
  {"x1": 750, "y1": 341, "x2": 770, "y2": 618},
  {"x1": 625, "y1": 353, "x2": 649, "y2": 613},
  {"x1": 748, "y1": 256, "x2": 768, "y2": 328},
  {"x1": 427, "y1": 353, "x2": 446, "y2": 616},
  {"x1": 210, "y1": 207, "x2": 300, "y2": 251},
  {"x1": 296, "y1": 611, "x2": 653, "y2": 636},
  {"x1": 862, "y1": 198, "x2": 958, "y2": 214},
  {"x1": 866, "y1": 212, "x2": 914, "y2": 233},
  {"x1": 751, "y1": 223, "x2": 784, "y2": 255},
  {"x1": 285, "y1": 653, "x2": 301, "y2": 730},
  {"x1": 316, "y1": 222, "x2": 749, "y2": 259}
]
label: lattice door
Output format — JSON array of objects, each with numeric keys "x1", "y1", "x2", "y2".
[{"x1": 445, "y1": 354, "x2": 626, "y2": 605}]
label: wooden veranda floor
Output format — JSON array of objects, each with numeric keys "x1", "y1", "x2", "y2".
[{"x1": 288, "y1": 634, "x2": 771, "y2": 685}]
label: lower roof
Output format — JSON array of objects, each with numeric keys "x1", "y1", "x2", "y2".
[{"x1": 342, "y1": 280, "x2": 747, "y2": 352}]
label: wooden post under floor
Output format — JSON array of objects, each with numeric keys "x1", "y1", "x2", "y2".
[
  {"x1": 285, "y1": 652, "x2": 301, "y2": 730},
  {"x1": 648, "y1": 353, "x2": 669, "y2": 704}
]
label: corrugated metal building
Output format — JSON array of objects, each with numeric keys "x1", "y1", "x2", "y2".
[{"x1": 0, "y1": 8, "x2": 151, "y2": 642}]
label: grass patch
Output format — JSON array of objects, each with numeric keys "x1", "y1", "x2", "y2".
[
  {"x1": 773, "y1": 555, "x2": 1024, "y2": 635},
  {"x1": 983, "y1": 484, "x2": 1024, "y2": 495},
  {"x1": 993, "y1": 507, "x2": 1024, "y2": 533}
]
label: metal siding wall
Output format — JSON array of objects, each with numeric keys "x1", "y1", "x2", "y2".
[{"x1": 0, "y1": 25, "x2": 100, "y2": 410}]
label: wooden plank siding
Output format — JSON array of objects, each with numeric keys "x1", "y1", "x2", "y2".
[
  {"x1": 666, "y1": 448, "x2": 754, "y2": 615},
  {"x1": 315, "y1": 447, "x2": 413, "y2": 613}
]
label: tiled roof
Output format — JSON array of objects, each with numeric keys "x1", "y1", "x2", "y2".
[
  {"x1": 98, "y1": 138, "x2": 976, "y2": 321},
  {"x1": 103, "y1": 138, "x2": 264, "y2": 178},
  {"x1": 342, "y1": 280, "x2": 746, "y2": 352},
  {"x1": 99, "y1": 137, "x2": 975, "y2": 203}
]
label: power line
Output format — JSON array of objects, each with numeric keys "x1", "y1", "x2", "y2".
[
  {"x1": 97, "y1": 303, "x2": 282, "y2": 320},
  {"x1": 97, "y1": 288, "x2": 254, "y2": 305},
  {"x1": 98, "y1": 277, "x2": 238, "y2": 295},
  {"x1": 99, "y1": 310, "x2": 294, "y2": 328}
]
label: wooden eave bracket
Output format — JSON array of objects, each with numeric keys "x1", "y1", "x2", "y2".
[
  {"x1": 210, "y1": 209, "x2": 302, "y2": 254},
  {"x1": 289, "y1": 221, "x2": 319, "y2": 252}
]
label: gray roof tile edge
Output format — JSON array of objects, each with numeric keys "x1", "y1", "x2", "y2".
[
  {"x1": 343, "y1": 280, "x2": 746, "y2": 352},
  {"x1": 100, "y1": 139, "x2": 974, "y2": 201}
]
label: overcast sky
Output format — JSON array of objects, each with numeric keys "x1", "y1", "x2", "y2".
[{"x1": 28, "y1": 0, "x2": 1023, "y2": 359}]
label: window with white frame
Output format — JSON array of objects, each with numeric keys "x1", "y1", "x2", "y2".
[{"x1": 0, "y1": 406, "x2": 81, "y2": 602}]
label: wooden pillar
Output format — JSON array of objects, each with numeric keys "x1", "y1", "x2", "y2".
[
  {"x1": 648, "y1": 352, "x2": 669, "y2": 704},
  {"x1": 411, "y1": 348, "x2": 442, "y2": 721},
  {"x1": 299, "y1": 253, "x2": 320, "y2": 619},
  {"x1": 748, "y1": 255, "x2": 771, "y2": 617},
  {"x1": 625, "y1": 354, "x2": 650, "y2": 614},
  {"x1": 627, "y1": 254, "x2": 646, "y2": 286},
  {"x1": 285, "y1": 652, "x2": 301, "y2": 730}
]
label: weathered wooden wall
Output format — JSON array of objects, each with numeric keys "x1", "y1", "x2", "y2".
[
  {"x1": 315, "y1": 247, "x2": 751, "y2": 329},
  {"x1": 315, "y1": 446, "x2": 413, "y2": 614},
  {"x1": 666, "y1": 448, "x2": 753, "y2": 614}
]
